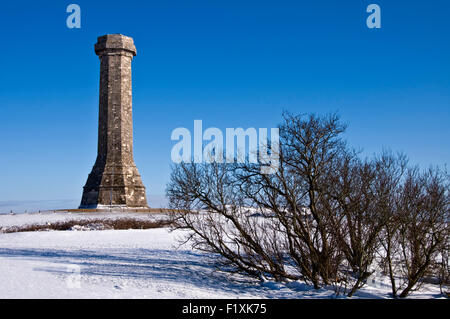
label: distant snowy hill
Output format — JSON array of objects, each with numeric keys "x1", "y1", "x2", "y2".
[
  {"x1": 0, "y1": 195, "x2": 168, "y2": 214},
  {"x1": 0, "y1": 199, "x2": 80, "y2": 214}
]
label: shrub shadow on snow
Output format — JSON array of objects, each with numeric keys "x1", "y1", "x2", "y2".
[
  {"x1": 0, "y1": 247, "x2": 388, "y2": 298},
  {"x1": 0, "y1": 247, "x2": 329, "y2": 298}
]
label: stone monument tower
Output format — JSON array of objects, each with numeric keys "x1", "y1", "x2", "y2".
[{"x1": 80, "y1": 34, "x2": 148, "y2": 209}]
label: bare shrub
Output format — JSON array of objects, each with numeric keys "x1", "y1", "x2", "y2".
[
  {"x1": 236, "y1": 112, "x2": 347, "y2": 288},
  {"x1": 381, "y1": 167, "x2": 449, "y2": 298},
  {"x1": 167, "y1": 111, "x2": 449, "y2": 298},
  {"x1": 167, "y1": 161, "x2": 295, "y2": 281},
  {"x1": 323, "y1": 152, "x2": 408, "y2": 296},
  {"x1": 436, "y1": 241, "x2": 450, "y2": 295},
  {"x1": 168, "y1": 113, "x2": 348, "y2": 288}
]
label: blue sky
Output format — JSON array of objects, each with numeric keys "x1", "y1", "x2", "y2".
[{"x1": 0, "y1": 0, "x2": 449, "y2": 205}]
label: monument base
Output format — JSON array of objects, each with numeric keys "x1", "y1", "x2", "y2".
[{"x1": 78, "y1": 204, "x2": 149, "y2": 209}]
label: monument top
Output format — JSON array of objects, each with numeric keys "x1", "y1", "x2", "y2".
[{"x1": 95, "y1": 34, "x2": 136, "y2": 56}]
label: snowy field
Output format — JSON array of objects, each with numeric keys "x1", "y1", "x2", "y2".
[{"x1": 0, "y1": 213, "x2": 445, "y2": 299}]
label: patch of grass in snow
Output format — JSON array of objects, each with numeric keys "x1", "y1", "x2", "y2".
[{"x1": 0, "y1": 218, "x2": 172, "y2": 233}]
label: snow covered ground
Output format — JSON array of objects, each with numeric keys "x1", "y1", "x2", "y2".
[{"x1": 0, "y1": 213, "x2": 445, "y2": 299}]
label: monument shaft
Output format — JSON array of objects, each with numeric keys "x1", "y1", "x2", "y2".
[{"x1": 80, "y1": 34, "x2": 148, "y2": 208}]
